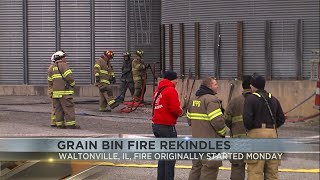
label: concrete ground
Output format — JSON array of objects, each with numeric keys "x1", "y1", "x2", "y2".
[{"x1": 0, "y1": 96, "x2": 319, "y2": 180}]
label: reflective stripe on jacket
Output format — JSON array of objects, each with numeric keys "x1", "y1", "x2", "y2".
[
  {"x1": 187, "y1": 94, "x2": 227, "y2": 138},
  {"x1": 94, "y1": 57, "x2": 115, "y2": 85},
  {"x1": 47, "y1": 61, "x2": 75, "y2": 98},
  {"x1": 224, "y1": 90, "x2": 251, "y2": 138}
]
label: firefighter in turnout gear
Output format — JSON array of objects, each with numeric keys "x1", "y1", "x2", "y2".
[
  {"x1": 48, "y1": 53, "x2": 57, "y2": 127},
  {"x1": 94, "y1": 50, "x2": 120, "y2": 111},
  {"x1": 243, "y1": 74, "x2": 285, "y2": 180},
  {"x1": 132, "y1": 50, "x2": 146, "y2": 103},
  {"x1": 47, "y1": 50, "x2": 79, "y2": 129},
  {"x1": 224, "y1": 75, "x2": 252, "y2": 180},
  {"x1": 117, "y1": 52, "x2": 134, "y2": 103},
  {"x1": 187, "y1": 77, "x2": 227, "y2": 180}
]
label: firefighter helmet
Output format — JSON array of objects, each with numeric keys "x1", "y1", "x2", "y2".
[
  {"x1": 104, "y1": 50, "x2": 114, "y2": 59},
  {"x1": 52, "y1": 50, "x2": 66, "y2": 61},
  {"x1": 136, "y1": 49, "x2": 143, "y2": 57},
  {"x1": 123, "y1": 52, "x2": 131, "y2": 56},
  {"x1": 50, "y1": 53, "x2": 55, "y2": 62}
]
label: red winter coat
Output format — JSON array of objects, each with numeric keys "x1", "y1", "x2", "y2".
[{"x1": 152, "y1": 79, "x2": 182, "y2": 126}]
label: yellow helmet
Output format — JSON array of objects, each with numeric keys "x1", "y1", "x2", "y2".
[{"x1": 136, "y1": 49, "x2": 144, "y2": 57}]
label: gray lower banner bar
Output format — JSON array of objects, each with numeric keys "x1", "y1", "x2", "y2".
[{"x1": 0, "y1": 138, "x2": 318, "y2": 153}]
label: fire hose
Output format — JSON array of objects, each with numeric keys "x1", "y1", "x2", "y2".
[{"x1": 283, "y1": 91, "x2": 318, "y2": 123}]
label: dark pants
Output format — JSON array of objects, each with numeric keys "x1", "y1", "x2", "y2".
[
  {"x1": 230, "y1": 160, "x2": 245, "y2": 180},
  {"x1": 152, "y1": 124, "x2": 177, "y2": 180},
  {"x1": 119, "y1": 80, "x2": 134, "y2": 101}
]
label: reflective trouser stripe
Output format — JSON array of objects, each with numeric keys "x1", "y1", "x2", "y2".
[
  {"x1": 56, "y1": 121, "x2": 63, "y2": 126},
  {"x1": 108, "y1": 99, "x2": 116, "y2": 105},
  {"x1": 52, "y1": 91, "x2": 74, "y2": 98},
  {"x1": 65, "y1": 121, "x2": 76, "y2": 126}
]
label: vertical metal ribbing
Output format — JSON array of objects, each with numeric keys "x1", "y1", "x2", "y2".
[
  {"x1": 162, "y1": 24, "x2": 166, "y2": 75},
  {"x1": 195, "y1": 22, "x2": 200, "y2": 79},
  {"x1": 180, "y1": 23, "x2": 185, "y2": 78},
  {"x1": 169, "y1": 24, "x2": 173, "y2": 70},
  {"x1": 90, "y1": 0, "x2": 95, "y2": 84},
  {"x1": 237, "y1": 21, "x2": 243, "y2": 80},
  {"x1": 126, "y1": 0, "x2": 130, "y2": 51},
  {"x1": 23, "y1": 0, "x2": 28, "y2": 84},
  {"x1": 264, "y1": 20, "x2": 272, "y2": 80},
  {"x1": 296, "y1": 19, "x2": 303, "y2": 80},
  {"x1": 214, "y1": 22, "x2": 220, "y2": 79},
  {"x1": 55, "y1": 0, "x2": 60, "y2": 51}
]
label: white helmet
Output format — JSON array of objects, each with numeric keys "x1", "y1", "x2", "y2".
[
  {"x1": 50, "y1": 53, "x2": 55, "y2": 62},
  {"x1": 52, "y1": 50, "x2": 66, "y2": 61}
]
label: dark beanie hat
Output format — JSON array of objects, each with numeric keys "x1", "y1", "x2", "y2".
[
  {"x1": 163, "y1": 70, "x2": 178, "y2": 81},
  {"x1": 251, "y1": 74, "x2": 265, "y2": 89},
  {"x1": 242, "y1": 75, "x2": 252, "y2": 89}
]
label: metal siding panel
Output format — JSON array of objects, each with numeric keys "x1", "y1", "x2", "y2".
[
  {"x1": 162, "y1": 1, "x2": 319, "y2": 80},
  {"x1": 27, "y1": 0, "x2": 56, "y2": 85},
  {"x1": 95, "y1": 0, "x2": 126, "y2": 83},
  {"x1": 172, "y1": 24, "x2": 180, "y2": 75},
  {"x1": 0, "y1": 0, "x2": 23, "y2": 84},
  {"x1": 199, "y1": 23, "x2": 215, "y2": 78},
  {"x1": 220, "y1": 22, "x2": 237, "y2": 79},
  {"x1": 243, "y1": 21, "x2": 265, "y2": 76},
  {"x1": 184, "y1": 23, "x2": 195, "y2": 77},
  {"x1": 130, "y1": 0, "x2": 161, "y2": 83},
  {"x1": 162, "y1": 0, "x2": 319, "y2": 24},
  {"x1": 303, "y1": 19, "x2": 320, "y2": 79},
  {"x1": 60, "y1": 0, "x2": 91, "y2": 85},
  {"x1": 164, "y1": 25, "x2": 170, "y2": 70},
  {"x1": 271, "y1": 20, "x2": 296, "y2": 79}
]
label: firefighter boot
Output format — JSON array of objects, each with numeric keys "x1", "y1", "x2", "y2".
[{"x1": 109, "y1": 100, "x2": 120, "y2": 109}]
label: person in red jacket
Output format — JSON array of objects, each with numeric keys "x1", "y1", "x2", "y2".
[{"x1": 152, "y1": 70, "x2": 183, "y2": 180}]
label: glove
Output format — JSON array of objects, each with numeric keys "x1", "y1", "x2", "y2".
[
  {"x1": 111, "y1": 76, "x2": 116, "y2": 84},
  {"x1": 95, "y1": 76, "x2": 100, "y2": 83}
]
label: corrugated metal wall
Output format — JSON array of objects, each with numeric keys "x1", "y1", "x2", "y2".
[
  {"x1": 60, "y1": 0, "x2": 91, "y2": 85},
  {"x1": 129, "y1": 0, "x2": 161, "y2": 83},
  {"x1": 183, "y1": 23, "x2": 195, "y2": 78},
  {"x1": 199, "y1": 23, "x2": 215, "y2": 78},
  {"x1": 243, "y1": 21, "x2": 265, "y2": 76},
  {"x1": 219, "y1": 22, "x2": 237, "y2": 79},
  {"x1": 95, "y1": 0, "x2": 126, "y2": 81},
  {"x1": 161, "y1": 0, "x2": 320, "y2": 80},
  {"x1": 303, "y1": 19, "x2": 320, "y2": 79},
  {"x1": 0, "y1": 0, "x2": 160, "y2": 85},
  {"x1": 271, "y1": 20, "x2": 296, "y2": 79},
  {"x1": 172, "y1": 24, "x2": 180, "y2": 75},
  {"x1": 27, "y1": 0, "x2": 56, "y2": 84},
  {"x1": 0, "y1": 0, "x2": 23, "y2": 84}
]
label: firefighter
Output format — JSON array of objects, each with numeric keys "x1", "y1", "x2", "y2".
[
  {"x1": 94, "y1": 50, "x2": 119, "y2": 111},
  {"x1": 116, "y1": 52, "x2": 134, "y2": 103},
  {"x1": 132, "y1": 50, "x2": 146, "y2": 104},
  {"x1": 243, "y1": 74, "x2": 285, "y2": 180},
  {"x1": 187, "y1": 77, "x2": 227, "y2": 180},
  {"x1": 224, "y1": 75, "x2": 252, "y2": 180},
  {"x1": 48, "y1": 53, "x2": 57, "y2": 127},
  {"x1": 47, "y1": 50, "x2": 79, "y2": 129}
]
